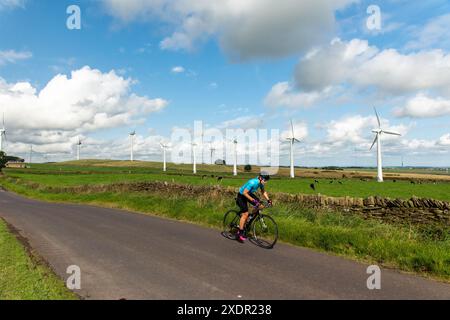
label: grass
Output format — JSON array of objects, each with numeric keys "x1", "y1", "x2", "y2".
[
  {"x1": 0, "y1": 219, "x2": 78, "y2": 300},
  {"x1": 1, "y1": 175, "x2": 450, "y2": 281},
  {"x1": 4, "y1": 162, "x2": 450, "y2": 201}
]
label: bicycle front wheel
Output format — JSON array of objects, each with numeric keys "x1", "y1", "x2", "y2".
[
  {"x1": 222, "y1": 210, "x2": 240, "y2": 240},
  {"x1": 252, "y1": 214, "x2": 278, "y2": 249}
]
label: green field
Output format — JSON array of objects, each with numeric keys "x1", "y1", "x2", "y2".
[
  {"x1": 0, "y1": 219, "x2": 77, "y2": 300},
  {"x1": 2, "y1": 161, "x2": 450, "y2": 282},
  {"x1": 1, "y1": 174, "x2": 450, "y2": 281},
  {"x1": 4, "y1": 161, "x2": 450, "y2": 201}
]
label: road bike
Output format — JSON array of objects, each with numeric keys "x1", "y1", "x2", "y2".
[{"x1": 222, "y1": 200, "x2": 278, "y2": 249}]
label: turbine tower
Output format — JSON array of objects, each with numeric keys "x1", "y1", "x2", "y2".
[
  {"x1": 160, "y1": 142, "x2": 168, "y2": 172},
  {"x1": 286, "y1": 120, "x2": 300, "y2": 178},
  {"x1": 370, "y1": 107, "x2": 401, "y2": 182},
  {"x1": 209, "y1": 144, "x2": 216, "y2": 165},
  {"x1": 192, "y1": 142, "x2": 197, "y2": 174},
  {"x1": 29, "y1": 145, "x2": 33, "y2": 166},
  {"x1": 76, "y1": 137, "x2": 82, "y2": 161},
  {"x1": 129, "y1": 131, "x2": 136, "y2": 161},
  {"x1": 231, "y1": 138, "x2": 238, "y2": 176},
  {"x1": 0, "y1": 113, "x2": 6, "y2": 153},
  {"x1": 201, "y1": 132, "x2": 204, "y2": 165}
]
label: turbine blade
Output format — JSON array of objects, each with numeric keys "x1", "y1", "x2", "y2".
[
  {"x1": 382, "y1": 130, "x2": 401, "y2": 136},
  {"x1": 370, "y1": 135, "x2": 378, "y2": 150},
  {"x1": 374, "y1": 107, "x2": 381, "y2": 128},
  {"x1": 294, "y1": 138, "x2": 300, "y2": 143},
  {"x1": 290, "y1": 119, "x2": 295, "y2": 139}
]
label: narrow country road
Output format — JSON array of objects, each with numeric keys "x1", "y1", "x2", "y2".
[{"x1": 0, "y1": 189, "x2": 449, "y2": 300}]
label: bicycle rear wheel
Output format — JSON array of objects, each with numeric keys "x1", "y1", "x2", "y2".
[
  {"x1": 251, "y1": 214, "x2": 278, "y2": 249},
  {"x1": 222, "y1": 210, "x2": 240, "y2": 240}
]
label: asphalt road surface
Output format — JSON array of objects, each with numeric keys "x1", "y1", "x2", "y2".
[{"x1": 1, "y1": 189, "x2": 449, "y2": 300}]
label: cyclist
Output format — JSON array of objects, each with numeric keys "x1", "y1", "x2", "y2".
[{"x1": 236, "y1": 174, "x2": 272, "y2": 242}]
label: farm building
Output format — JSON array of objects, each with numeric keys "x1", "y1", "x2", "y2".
[
  {"x1": 214, "y1": 159, "x2": 226, "y2": 165},
  {"x1": 5, "y1": 161, "x2": 26, "y2": 169}
]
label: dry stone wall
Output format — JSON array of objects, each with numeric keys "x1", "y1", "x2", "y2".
[
  {"x1": 273, "y1": 193, "x2": 450, "y2": 226},
  {"x1": 10, "y1": 178, "x2": 450, "y2": 226}
]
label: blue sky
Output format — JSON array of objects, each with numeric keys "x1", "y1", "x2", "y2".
[{"x1": 0, "y1": 0, "x2": 449, "y2": 167}]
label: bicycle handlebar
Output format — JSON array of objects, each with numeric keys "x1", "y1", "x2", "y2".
[{"x1": 252, "y1": 200, "x2": 273, "y2": 210}]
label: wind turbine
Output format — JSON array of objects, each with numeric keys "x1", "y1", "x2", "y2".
[
  {"x1": 370, "y1": 107, "x2": 401, "y2": 182},
  {"x1": 192, "y1": 142, "x2": 198, "y2": 174},
  {"x1": 0, "y1": 113, "x2": 6, "y2": 153},
  {"x1": 160, "y1": 142, "x2": 169, "y2": 172},
  {"x1": 201, "y1": 132, "x2": 205, "y2": 165},
  {"x1": 129, "y1": 130, "x2": 136, "y2": 161},
  {"x1": 231, "y1": 138, "x2": 238, "y2": 176},
  {"x1": 29, "y1": 145, "x2": 33, "y2": 166},
  {"x1": 286, "y1": 120, "x2": 300, "y2": 178},
  {"x1": 76, "y1": 137, "x2": 82, "y2": 161},
  {"x1": 209, "y1": 144, "x2": 216, "y2": 165}
]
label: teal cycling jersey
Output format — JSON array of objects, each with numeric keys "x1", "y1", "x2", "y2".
[{"x1": 239, "y1": 177, "x2": 264, "y2": 195}]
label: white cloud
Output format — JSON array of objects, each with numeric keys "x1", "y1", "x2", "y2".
[
  {"x1": 325, "y1": 115, "x2": 376, "y2": 145},
  {"x1": 394, "y1": 94, "x2": 450, "y2": 118},
  {"x1": 281, "y1": 121, "x2": 308, "y2": 141},
  {"x1": 105, "y1": 133, "x2": 167, "y2": 159},
  {"x1": 294, "y1": 115, "x2": 429, "y2": 161},
  {"x1": 0, "y1": 66, "x2": 168, "y2": 154},
  {"x1": 264, "y1": 81, "x2": 332, "y2": 108},
  {"x1": 406, "y1": 13, "x2": 450, "y2": 50},
  {"x1": 266, "y1": 38, "x2": 450, "y2": 114},
  {"x1": 0, "y1": 0, "x2": 25, "y2": 10},
  {"x1": 0, "y1": 50, "x2": 32, "y2": 66},
  {"x1": 218, "y1": 115, "x2": 264, "y2": 129},
  {"x1": 294, "y1": 38, "x2": 450, "y2": 96},
  {"x1": 398, "y1": 139, "x2": 441, "y2": 155},
  {"x1": 323, "y1": 114, "x2": 408, "y2": 147},
  {"x1": 102, "y1": 0, "x2": 356, "y2": 61},
  {"x1": 8, "y1": 132, "x2": 170, "y2": 162},
  {"x1": 438, "y1": 134, "x2": 450, "y2": 146},
  {"x1": 171, "y1": 66, "x2": 185, "y2": 73}
]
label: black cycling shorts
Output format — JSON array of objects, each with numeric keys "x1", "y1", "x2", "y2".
[{"x1": 236, "y1": 192, "x2": 260, "y2": 214}]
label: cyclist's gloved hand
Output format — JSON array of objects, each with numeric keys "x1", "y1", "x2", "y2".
[
  {"x1": 252, "y1": 199, "x2": 260, "y2": 207},
  {"x1": 268, "y1": 200, "x2": 273, "y2": 207}
]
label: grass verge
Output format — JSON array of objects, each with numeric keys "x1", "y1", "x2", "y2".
[
  {"x1": 1, "y1": 176, "x2": 450, "y2": 282},
  {"x1": 0, "y1": 218, "x2": 78, "y2": 300}
]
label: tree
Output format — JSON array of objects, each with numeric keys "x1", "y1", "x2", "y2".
[
  {"x1": 244, "y1": 164, "x2": 252, "y2": 172},
  {"x1": 0, "y1": 151, "x2": 7, "y2": 169}
]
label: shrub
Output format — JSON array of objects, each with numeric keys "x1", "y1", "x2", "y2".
[{"x1": 0, "y1": 151, "x2": 7, "y2": 169}]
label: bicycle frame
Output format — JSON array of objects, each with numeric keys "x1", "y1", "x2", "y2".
[
  {"x1": 245, "y1": 202, "x2": 272, "y2": 231},
  {"x1": 223, "y1": 200, "x2": 277, "y2": 248}
]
